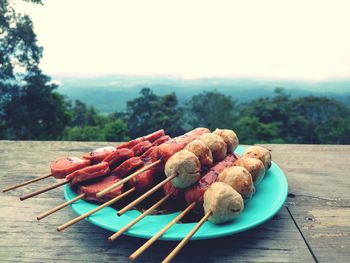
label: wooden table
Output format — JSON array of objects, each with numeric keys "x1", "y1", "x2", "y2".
[{"x1": 0, "y1": 142, "x2": 349, "y2": 262}]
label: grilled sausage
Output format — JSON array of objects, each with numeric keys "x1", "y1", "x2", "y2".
[
  {"x1": 184, "y1": 154, "x2": 240, "y2": 207},
  {"x1": 102, "y1": 148, "x2": 134, "y2": 170},
  {"x1": 50, "y1": 157, "x2": 90, "y2": 179},
  {"x1": 67, "y1": 162, "x2": 110, "y2": 186},
  {"x1": 83, "y1": 146, "x2": 116, "y2": 164},
  {"x1": 78, "y1": 175, "x2": 124, "y2": 203}
]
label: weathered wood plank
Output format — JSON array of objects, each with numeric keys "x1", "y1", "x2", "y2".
[
  {"x1": 261, "y1": 144, "x2": 350, "y2": 263},
  {"x1": 0, "y1": 141, "x2": 320, "y2": 262}
]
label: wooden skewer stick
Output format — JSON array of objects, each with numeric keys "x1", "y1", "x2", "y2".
[
  {"x1": 37, "y1": 193, "x2": 86, "y2": 220},
  {"x1": 57, "y1": 187, "x2": 135, "y2": 232},
  {"x1": 117, "y1": 174, "x2": 177, "y2": 216},
  {"x1": 96, "y1": 160, "x2": 161, "y2": 198},
  {"x1": 2, "y1": 174, "x2": 53, "y2": 192},
  {"x1": 162, "y1": 211, "x2": 212, "y2": 263},
  {"x1": 19, "y1": 180, "x2": 69, "y2": 201},
  {"x1": 129, "y1": 202, "x2": 196, "y2": 261},
  {"x1": 109, "y1": 194, "x2": 171, "y2": 241}
]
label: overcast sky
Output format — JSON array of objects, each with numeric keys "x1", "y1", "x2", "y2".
[{"x1": 14, "y1": 0, "x2": 350, "y2": 80}]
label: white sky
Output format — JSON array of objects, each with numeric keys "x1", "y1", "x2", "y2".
[{"x1": 13, "y1": 0, "x2": 350, "y2": 80}]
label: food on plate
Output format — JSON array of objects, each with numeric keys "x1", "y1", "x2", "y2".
[
  {"x1": 217, "y1": 166, "x2": 255, "y2": 200},
  {"x1": 213, "y1": 128, "x2": 239, "y2": 153},
  {"x1": 234, "y1": 157, "x2": 265, "y2": 185},
  {"x1": 203, "y1": 182, "x2": 244, "y2": 224},
  {"x1": 198, "y1": 133, "x2": 227, "y2": 162},
  {"x1": 243, "y1": 145, "x2": 271, "y2": 169},
  {"x1": 185, "y1": 139, "x2": 213, "y2": 167},
  {"x1": 165, "y1": 150, "x2": 201, "y2": 188},
  {"x1": 50, "y1": 157, "x2": 90, "y2": 179}
]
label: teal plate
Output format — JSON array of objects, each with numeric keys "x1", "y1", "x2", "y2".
[{"x1": 64, "y1": 145, "x2": 288, "y2": 241}]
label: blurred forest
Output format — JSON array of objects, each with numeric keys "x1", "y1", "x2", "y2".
[{"x1": 1, "y1": 0, "x2": 349, "y2": 144}]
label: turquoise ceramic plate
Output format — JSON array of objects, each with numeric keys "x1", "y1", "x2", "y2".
[{"x1": 64, "y1": 145, "x2": 288, "y2": 240}]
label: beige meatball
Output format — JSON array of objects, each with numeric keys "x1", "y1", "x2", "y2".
[
  {"x1": 198, "y1": 133, "x2": 227, "y2": 162},
  {"x1": 204, "y1": 182, "x2": 244, "y2": 224},
  {"x1": 243, "y1": 146, "x2": 272, "y2": 169},
  {"x1": 213, "y1": 128, "x2": 239, "y2": 153},
  {"x1": 234, "y1": 157, "x2": 265, "y2": 185},
  {"x1": 218, "y1": 166, "x2": 255, "y2": 199},
  {"x1": 185, "y1": 139, "x2": 213, "y2": 167},
  {"x1": 165, "y1": 150, "x2": 201, "y2": 189}
]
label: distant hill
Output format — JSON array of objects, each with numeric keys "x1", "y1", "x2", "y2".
[{"x1": 55, "y1": 75, "x2": 350, "y2": 114}]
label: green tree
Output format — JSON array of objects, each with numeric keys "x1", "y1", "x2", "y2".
[
  {"x1": 186, "y1": 91, "x2": 238, "y2": 131},
  {"x1": 127, "y1": 88, "x2": 185, "y2": 137},
  {"x1": 0, "y1": 0, "x2": 70, "y2": 139},
  {"x1": 104, "y1": 119, "x2": 130, "y2": 142}
]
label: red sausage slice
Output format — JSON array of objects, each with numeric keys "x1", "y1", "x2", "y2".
[
  {"x1": 116, "y1": 130, "x2": 165, "y2": 149},
  {"x1": 83, "y1": 146, "x2": 116, "y2": 164},
  {"x1": 67, "y1": 162, "x2": 110, "y2": 186},
  {"x1": 152, "y1": 135, "x2": 171, "y2": 146},
  {"x1": 103, "y1": 148, "x2": 134, "y2": 170},
  {"x1": 50, "y1": 157, "x2": 90, "y2": 179},
  {"x1": 131, "y1": 141, "x2": 153, "y2": 156},
  {"x1": 111, "y1": 157, "x2": 144, "y2": 177},
  {"x1": 184, "y1": 153, "x2": 240, "y2": 207},
  {"x1": 79, "y1": 176, "x2": 124, "y2": 203}
]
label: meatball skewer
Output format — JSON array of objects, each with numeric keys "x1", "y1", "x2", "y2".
[{"x1": 95, "y1": 128, "x2": 210, "y2": 198}]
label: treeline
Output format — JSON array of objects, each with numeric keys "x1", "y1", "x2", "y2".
[
  {"x1": 57, "y1": 87, "x2": 349, "y2": 144},
  {"x1": 4, "y1": 85, "x2": 349, "y2": 144},
  {"x1": 1, "y1": 0, "x2": 349, "y2": 144}
]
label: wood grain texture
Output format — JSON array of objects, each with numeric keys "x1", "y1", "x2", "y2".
[
  {"x1": 1, "y1": 141, "x2": 348, "y2": 262},
  {"x1": 260, "y1": 144, "x2": 350, "y2": 263}
]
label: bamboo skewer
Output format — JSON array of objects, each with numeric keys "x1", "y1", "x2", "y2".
[
  {"x1": 96, "y1": 160, "x2": 161, "y2": 198},
  {"x1": 162, "y1": 211, "x2": 212, "y2": 263},
  {"x1": 37, "y1": 193, "x2": 86, "y2": 220},
  {"x1": 129, "y1": 202, "x2": 196, "y2": 261},
  {"x1": 19, "y1": 180, "x2": 69, "y2": 201},
  {"x1": 117, "y1": 174, "x2": 177, "y2": 216},
  {"x1": 57, "y1": 187, "x2": 135, "y2": 232},
  {"x1": 109, "y1": 194, "x2": 171, "y2": 241},
  {"x1": 2, "y1": 174, "x2": 53, "y2": 192}
]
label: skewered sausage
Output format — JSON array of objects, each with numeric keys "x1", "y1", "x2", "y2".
[
  {"x1": 78, "y1": 175, "x2": 124, "y2": 202},
  {"x1": 243, "y1": 146, "x2": 271, "y2": 169},
  {"x1": 116, "y1": 129, "x2": 165, "y2": 149},
  {"x1": 129, "y1": 146, "x2": 162, "y2": 192},
  {"x1": 234, "y1": 157, "x2": 265, "y2": 185},
  {"x1": 185, "y1": 140, "x2": 213, "y2": 167},
  {"x1": 163, "y1": 181, "x2": 184, "y2": 201},
  {"x1": 102, "y1": 148, "x2": 134, "y2": 170},
  {"x1": 82, "y1": 146, "x2": 116, "y2": 164},
  {"x1": 165, "y1": 150, "x2": 201, "y2": 189},
  {"x1": 111, "y1": 157, "x2": 144, "y2": 177},
  {"x1": 67, "y1": 162, "x2": 110, "y2": 186},
  {"x1": 158, "y1": 128, "x2": 210, "y2": 164},
  {"x1": 50, "y1": 157, "x2": 91, "y2": 179},
  {"x1": 152, "y1": 135, "x2": 171, "y2": 146},
  {"x1": 203, "y1": 182, "x2": 244, "y2": 224},
  {"x1": 184, "y1": 154, "x2": 240, "y2": 207},
  {"x1": 198, "y1": 133, "x2": 227, "y2": 162},
  {"x1": 131, "y1": 141, "x2": 153, "y2": 156},
  {"x1": 217, "y1": 166, "x2": 255, "y2": 200},
  {"x1": 213, "y1": 128, "x2": 239, "y2": 153}
]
